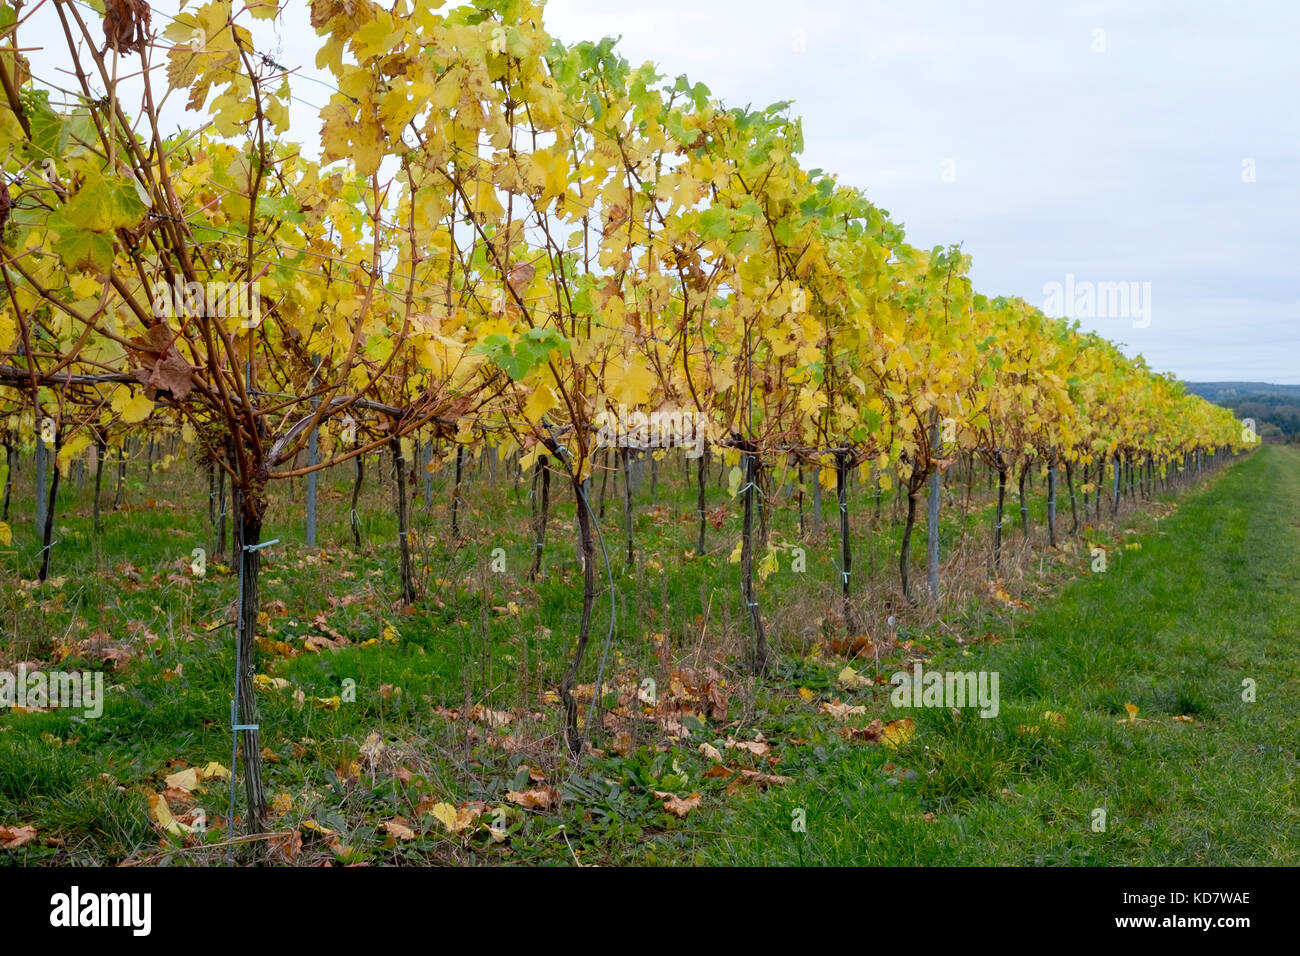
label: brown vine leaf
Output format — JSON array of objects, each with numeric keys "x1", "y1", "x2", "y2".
[
  {"x1": 381, "y1": 818, "x2": 416, "y2": 841},
  {"x1": 821, "y1": 699, "x2": 868, "y2": 720},
  {"x1": 653, "y1": 791, "x2": 702, "y2": 817},
  {"x1": 269, "y1": 829, "x2": 302, "y2": 861},
  {"x1": 102, "y1": 0, "x2": 151, "y2": 56},
  {"x1": 0, "y1": 824, "x2": 37, "y2": 849},
  {"x1": 505, "y1": 786, "x2": 560, "y2": 810},
  {"x1": 841, "y1": 718, "x2": 885, "y2": 742},
  {"x1": 147, "y1": 347, "x2": 195, "y2": 400},
  {"x1": 507, "y1": 262, "x2": 536, "y2": 295},
  {"x1": 602, "y1": 203, "x2": 628, "y2": 237},
  {"x1": 725, "y1": 770, "x2": 793, "y2": 795},
  {"x1": 128, "y1": 324, "x2": 194, "y2": 400}
]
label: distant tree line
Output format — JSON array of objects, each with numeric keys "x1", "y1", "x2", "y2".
[
  {"x1": 1233, "y1": 396, "x2": 1300, "y2": 441},
  {"x1": 1187, "y1": 383, "x2": 1300, "y2": 443}
]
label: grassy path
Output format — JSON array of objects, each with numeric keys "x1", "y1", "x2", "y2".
[
  {"x1": 703, "y1": 445, "x2": 1300, "y2": 865},
  {"x1": 2, "y1": 447, "x2": 1292, "y2": 865}
]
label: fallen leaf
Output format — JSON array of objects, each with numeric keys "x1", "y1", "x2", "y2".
[
  {"x1": 427, "y1": 802, "x2": 458, "y2": 832},
  {"x1": 821, "y1": 699, "x2": 868, "y2": 720},
  {"x1": 470, "y1": 705, "x2": 513, "y2": 728},
  {"x1": 735, "y1": 769, "x2": 792, "y2": 790},
  {"x1": 841, "y1": 718, "x2": 885, "y2": 742},
  {"x1": 381, "y1": 818, "x2": 416, "y2": 841},
  {"x1": 837, "y1": 665, "x2": 870, "y2": 689},
  {"x1": 270, "y1": 828, "x2": 302, "y2": 860},
  {"x1": 881, "y1": 718, "x2": 915, "y2": 749},
  {"x1": 505, "y1": 786, "x2": 560, "y2": 810},
  {"x1": 653, "y1": 791, "x2": 702, "y2": 817},
  {"x1": 724, "y1": 737, "x2": 771, "y2": 756},
  {"x1": 300, "y1": 820, "x2": 337, "y2": 839},
  {"x1": 163, "y1": 767, "x2": 200, "y2": 792},
  {"x1": 147, "y1": 793, "x2": 190, "y2": 838},
  {"x1": 426, "y1": 806, "x2": 457, "y2": 832},
  {"x1": 0, "y1": 824, "x2": 36, "y2": 849},
  {"x1": 426, "y1": 801, "x2": 482, "y2": 834}
]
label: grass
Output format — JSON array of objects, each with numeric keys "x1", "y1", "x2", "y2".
[
  {"x1": 0, "y1": 440, "x2": 1288, "y2": 865},
  {"x1": 702, "y1": 444, "x2": 1300, "y2": 865}
]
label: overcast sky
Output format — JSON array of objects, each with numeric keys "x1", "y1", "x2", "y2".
[
  {"x1": 543, "y1": 0, "x2": 1299, "y2": 384},
  {"x1": 25, "y1": 0, "x2": 1300, "y2": 383}
]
